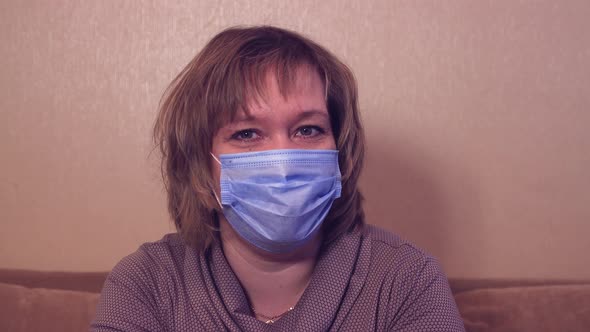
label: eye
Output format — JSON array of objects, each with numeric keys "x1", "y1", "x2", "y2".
[
  {"x1": 295, "y1": 125, "x2": 325, "y2": 138},
  {"x1": 231, "y1": 129, "x2": 260, "y2": 141}
]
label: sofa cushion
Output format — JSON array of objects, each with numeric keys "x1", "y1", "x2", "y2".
[
  {"x1": 0, "y1": 282, "x2": 99, "y2": 332},
  {"x1": 455, "y1": 284, "x2": 590, "y2": 332}
]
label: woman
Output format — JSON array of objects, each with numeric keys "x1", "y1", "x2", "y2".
[{"x1": 92, "y1": 26, "x2": 465, "y2": 331}]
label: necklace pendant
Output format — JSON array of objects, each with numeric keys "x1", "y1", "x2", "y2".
[{"x1": 265, "y1": 319, "x2": 274, "y2": 324}]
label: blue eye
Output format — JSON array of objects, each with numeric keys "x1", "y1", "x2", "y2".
[
  {"x1": 296, "y1": 126, "x2": 325, "y2": 137},
  {"x1": 231, "y1": 129, "x2": 259, "y2": 141}
]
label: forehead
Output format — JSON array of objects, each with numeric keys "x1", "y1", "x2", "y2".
[{"x1": 238, "y1": 65, "x2": 327, "y2": 119}]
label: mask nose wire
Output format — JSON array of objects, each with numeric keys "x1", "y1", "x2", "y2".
[{"x1": 210, "y1": 152, "x2": 223, "y2": 209}]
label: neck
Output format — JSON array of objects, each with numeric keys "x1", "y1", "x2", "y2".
[{"x1": 219, "y1": 218, "x2": 320, "y2": 320}]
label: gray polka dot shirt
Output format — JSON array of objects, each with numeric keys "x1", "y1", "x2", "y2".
[{"x1": 91, "y1": 225, "x2": 465, "y2": 331}]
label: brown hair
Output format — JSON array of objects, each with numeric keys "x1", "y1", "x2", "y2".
[{"x1": 154, "y1": 26, "x2": 365, "y2": 251}]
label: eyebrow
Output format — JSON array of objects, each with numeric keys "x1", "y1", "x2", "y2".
[
  {"x1": 232, "y1": 109, "x2": 329, "y2": 123},
  {"x1": 297, "y1": 109, "x2": 330, "y2": 120}
]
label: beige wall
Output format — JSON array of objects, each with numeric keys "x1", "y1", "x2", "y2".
[{"x1": 1, "y1": 1, "x2": 589, "y2": 279}]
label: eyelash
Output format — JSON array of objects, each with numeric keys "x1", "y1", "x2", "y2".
[{"x1": 230, "y1": 125, "x2": 327, "y2": 142}]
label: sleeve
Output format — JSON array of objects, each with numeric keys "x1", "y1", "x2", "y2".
[
  {"x1": 389, "y1": 255, "x2": 465, "y2": 332},
  {"x1": 90, "y1": 250, "x2": 168, "y2": 332}
]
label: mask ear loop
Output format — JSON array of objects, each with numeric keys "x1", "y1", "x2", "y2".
[
  {"x1": 210, "y1": 153, "x2": 223, "y2": 209},
  {"x1": 210, "y1": 152, "x2": 221, "y2": 165}
]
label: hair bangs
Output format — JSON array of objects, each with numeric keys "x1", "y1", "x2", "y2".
[{"x1": 218, "y1": 46, "x2": 326, "y2": 126}]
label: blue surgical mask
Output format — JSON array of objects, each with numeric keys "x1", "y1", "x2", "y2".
[{"x1": 212, "y1": 149, "x2": 342, "y2": 253}]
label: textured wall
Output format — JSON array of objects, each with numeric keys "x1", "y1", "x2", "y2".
[{"x1": 1, "y1": 1, "x2": 589, "y2": 279}]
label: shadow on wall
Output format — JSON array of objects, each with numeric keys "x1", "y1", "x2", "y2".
[{"x1": 360, "y1": 129, "x2": 483, "y2": 272}]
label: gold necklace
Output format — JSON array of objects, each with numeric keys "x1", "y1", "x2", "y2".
[{"x1": 252, "y1": 306, "x2": 294, "y2": 324}]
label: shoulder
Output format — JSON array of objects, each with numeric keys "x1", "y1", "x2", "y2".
[
  {"x1": 93, "y1": 234, "x2": 188, "y2": 330},
  {"x1": 363, "y1": 224, "x2": 438, "y2": 269},
  {"x1": 106, "y1": 233, "x2": 187, "y2": 289},
  {"x1": 361, "y1": 225, "x2": 448, "y2": 295},
  {"x1": 361, "y1": 225, "x2": 464, "y2": 330}
]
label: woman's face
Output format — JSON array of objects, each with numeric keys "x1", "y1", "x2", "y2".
[
  {"x1": 211, "y1": 65, "x2": 336, "y2": 173},
  {"x1": 210, "y1": 65, "x2": 337, "y2": 254}
]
